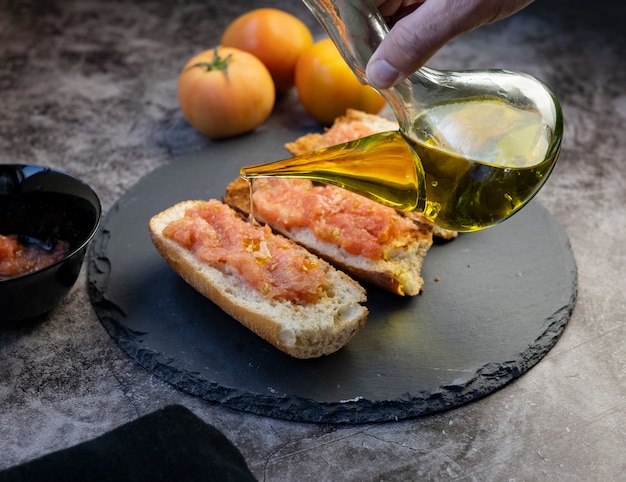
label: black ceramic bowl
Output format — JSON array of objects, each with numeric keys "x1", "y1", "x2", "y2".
[{"x1": 0, "y1": 165, "x2": 101, "y2": 323}]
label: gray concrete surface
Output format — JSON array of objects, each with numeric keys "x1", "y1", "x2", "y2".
[{"x1": 1, "y1": 0, "x2": 624, "y2": 480}]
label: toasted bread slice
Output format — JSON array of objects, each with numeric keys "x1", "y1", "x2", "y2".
[
  {"x1": 150, "y1": 200, "x2": 368, "y2": 359},
  {"x1": 284, "y1": 109, "x2": 399, "y2": 154}
]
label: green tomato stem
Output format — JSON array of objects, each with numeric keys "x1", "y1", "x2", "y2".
[{"x1": 187, "y1": 49, "x2": 233, "y2": 78}]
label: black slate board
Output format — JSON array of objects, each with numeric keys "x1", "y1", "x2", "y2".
[{"x1": 87, "y1": 127, "x2": 578, "y2": 424}]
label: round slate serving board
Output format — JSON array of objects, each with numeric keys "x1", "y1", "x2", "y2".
[{"x1": 87, "y1": 127, "x2": 578, "y2": 424}]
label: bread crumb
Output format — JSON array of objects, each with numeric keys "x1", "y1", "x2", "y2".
[{"x1": 434, "y1": 276, "x2": 440, "y2": 282}]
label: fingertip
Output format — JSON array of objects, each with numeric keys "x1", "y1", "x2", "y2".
[{"x1": 365, "y1": 58, "x2": 402, "y2": 90}]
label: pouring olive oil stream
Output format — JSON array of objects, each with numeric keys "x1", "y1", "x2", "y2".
[{"x1": 240, "y1": 0, "x2": 563, "y2": 232}]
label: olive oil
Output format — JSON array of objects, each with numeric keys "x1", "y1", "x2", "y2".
[
  {"x1": 248, "y1": 177, "x2": 256, "y2": 225},
  {"x1": 241, "y1": 98, "x2": 560, "y2": 232},
  {"x1": 408, "y1": 97, "x2": 560, "y2": 231}
]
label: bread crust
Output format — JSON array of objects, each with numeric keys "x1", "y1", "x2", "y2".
[{"x1": 149, "y1": 200, "x2": 368, "y2": 359}]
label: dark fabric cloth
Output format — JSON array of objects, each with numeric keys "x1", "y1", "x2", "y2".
[{"x1": 0, "y1": 405, "x2": 257, "y2": 482}]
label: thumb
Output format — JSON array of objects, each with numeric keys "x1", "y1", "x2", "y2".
[
  {"x1": 366, "y1": 0, "x2": 535, "y2": 89},
  {"x1": 366, "y1": 0, "x2": 485, "y2": 89},
  {"x1": 365, "y1": 1, "x2": 460, "y2": 89}
]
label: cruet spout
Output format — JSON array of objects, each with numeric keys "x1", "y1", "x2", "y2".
[{"x1": 241, "y1": 130, "x2": 426, "y2": 212}]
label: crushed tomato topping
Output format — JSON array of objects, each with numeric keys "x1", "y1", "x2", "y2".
[
  {"x1": 0, "y1": 234, "x2": 71, "y2": 280},
  {"x1": 251, "y1": 178, "x2": 418, "y2": 260},
  {"x1": 162, "y1": 200, "x2": 325, "y2": 305},
  {"x1": 310, "y1": 123, "x2": 378, "y2": 150}
]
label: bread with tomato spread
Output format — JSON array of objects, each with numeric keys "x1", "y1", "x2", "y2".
[
  {"x1": 225, "y1": 177, "x2": 433, "y2": 296},
  {"x1": 224, "y1": 111, "x2": 455, "y2": 296},
  {"x1": 149, "y1": 199, "x2": 368, "y2": 359}
]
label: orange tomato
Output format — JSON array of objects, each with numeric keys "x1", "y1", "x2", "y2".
[
  {"x1": 177, "y1": 47, "x2": 275, "y2": 139},
  {"x1": 295, "y1": 38, "x2": 386, "y2": 125},
  {"x1": 221, "y1": 8, "x2": 313, "y2": 93}
]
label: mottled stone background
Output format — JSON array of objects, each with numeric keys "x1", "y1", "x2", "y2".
[{"x1": 1, "y1": 0, "x2": 625, "y2": 480}]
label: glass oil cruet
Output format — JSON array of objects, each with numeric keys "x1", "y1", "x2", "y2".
[{"x1": 240, "y1": 0, "x2": 563, "y2": 232}]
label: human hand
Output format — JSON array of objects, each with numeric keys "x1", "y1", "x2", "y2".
[{"x1": 366, "y1": 0, "x2": 535, "y2": 89}]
